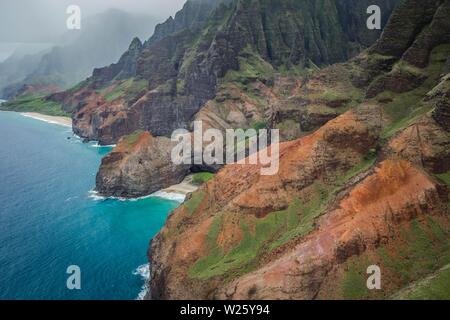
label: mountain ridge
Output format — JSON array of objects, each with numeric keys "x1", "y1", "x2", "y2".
[{"x1": 57, "y1": 0, "x2": 399, "y2": 145}]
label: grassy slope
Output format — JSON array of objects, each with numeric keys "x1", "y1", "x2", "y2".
[
  {"x1": 192, "y1": 172, "x2": 215, "y2": 185},
  {"x1": 340, "y1": 216, "x2": 450, "y2": 300},
  {"x1": 100, "y1": 78, "x2": 148, "y2": 103},
  {"x1": 391, "y1": 264, "x2": 450, "y2": 300},
  {"x1": 373, "y1": 44, "x2": 450, "y2": 138},
  {"x1": 189, "y1": 153, "x2": 378, "y2": 281},
  {"x1": 337, "y1": 45, "x2": 450, "y2": 299},
  {"x1": 0, "y1": 95, "x2": 69, "y2": 117}
]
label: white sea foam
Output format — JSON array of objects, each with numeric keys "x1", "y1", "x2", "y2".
[
  {"x1": 88, "y1": 189, "x2": 186, "y2": 203},
  {"x1": 87, "y1": 190, "x2": 106, "y2": 201},
  {"x1": 151, "y1": 191, "x2": 186, "y2": 202},
  {"x1": 133, "y1": 264, "x2": 150, "y2": 300},
  {"x1": 90, "y1": 142, "x2": 117, "y2": 148}
]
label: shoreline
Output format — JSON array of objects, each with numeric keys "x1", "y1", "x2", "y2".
[
  {"x1": 161, "y1": 175, "x2": 198, "y2": 196},
  {"x1": 20, "y1": 112, "x2": 72, "y2": 127},
  {"x1": 89, "y1": 175, "x2": 199, "y2": 203},
  {"x1": 15, "y1": 111, "x2": 199, "y2": 201}
]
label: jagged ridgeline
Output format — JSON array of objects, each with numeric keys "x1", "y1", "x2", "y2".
[{"x1": 53, "y1": 0, "x2": 399, "y2": 144}]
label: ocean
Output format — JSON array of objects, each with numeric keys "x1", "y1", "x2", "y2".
[{"x1": 0, "y1": 111, "x2": 180, "y2": 299}]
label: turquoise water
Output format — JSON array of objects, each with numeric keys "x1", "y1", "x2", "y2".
[{"x1": 0, "y1": 112, "x2": 180, "y2": 300}]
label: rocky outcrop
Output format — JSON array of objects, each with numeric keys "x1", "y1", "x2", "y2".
[
  {"x1": 92, "y1": 37, "x2": 143, "y2": 87},
  {"x1": 431, "y1": 73, "x2": 450, "y2": 131},
  {"x1": 387, "y1": 115, "x2": 450, "y2": 173},
  {"x1": 147, "y1": 0, "x2": 223, "y2": 45},
  {"x1": 364, "y1": 0, "x2": 450, "y2": 97},
  {"x1": 370, "y1": 0, "x2": 441, "y2": 59},
  {"x1": 96, "y1": 131, "x2": 190, "y2": 198}
]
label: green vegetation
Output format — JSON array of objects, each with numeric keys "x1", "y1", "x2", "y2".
[
  {"x1": 393, "y1": 60, "x2": 426, "y2": 77},
  {"x1": 178, "y1": 3, "x2": 233, "y2": 77},
  {"x1": 394, "y1": 265, "x2": 450, "y2": 300},
  {"x1": 189, "y1": 199, "x2": 303, "y2": 280},
  {"x1": 272, "y1": 154, "x2": 377, "y2": 250},
  {"x1": 102, "y1": 78, "x2": 148, "y2": 102},
  {"x1": 378, "y1": 44, "x2": 450, "y2": 138},
  {"x1": 386, "y1": 218, "x2": 450, "y2": 286},
  {"x1": 342, "y1": 262, "x2": 372, "y2": 300},
  {"x1": 251, "y1": 121, "x2": 267, "y2": 131},
  {"x1": 435, "y1": 171, "x2": 450, "y2": 187},
  {"x1": 268, "y1": 185, "x2": 329, "y2": 250},
  {"x1": 189, "y1": 154, "x2": 378, "y2": 281},
  {"x1": 185, "y1": 191, "x2": 206, "y2": 215},
  {"x1": 0, "y1": 95, "x2": 69, "y2": 117},
  {"x1": 176, "y1": 79, "x2": 186, "y2": 93},
  {"x1": 275, "y1": 119, "x2": 301, "y2": 140},
  {"x1": 377, "y1": 89, "x2": 434, "y2": 139},
  {"x1": 319, "y1": 89, "x2": 349, "y2": 102},
  {"x1": 278, "y1": 62, "x2": 315, "y2": 78},
  {"x1": 224, "y1": 46, "x2": 275, "y2": 86},
  {"x1": 123, "y1": 130, "x2": 144, "y2": 146},
  {"x1": 339, "y1": 216, "x2": 450, "y2": 299},
  {"x1": 67, "y1": 79, "x2": 91, "y2": 94},
  {"x1": 192, "y1": 172, "x2": 215, "y2": 185},
  {"x1": 337, "y1": 154, "x2": 377, "y2": 185},
  {"x1": 314, "y1": 86, "x2": 363, "y2": 107}
]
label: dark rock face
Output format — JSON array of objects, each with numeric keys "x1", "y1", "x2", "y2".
[
  {"x1": 147, "y1": 0, "x2": 223, "y2": 45},
  {"x1": 95, "y1": 131, "x2": 190, "y2": 198},
  {"x1": 366, "y1": 68, "x2": 427, "y2": 98},
  {"x1": 92, "y1": 37, "x2": 144, "y2": 87},
  {"x1": 70, "y1": 0, "x2": 399, "y2": 144},
  {"x1": 371, "y1": 0, "x2": 441, "y2": 58},
  {"x1": 433, "y1": 99, "x2": 450, "y2": 131},
  {"x1": 226, "y1": 0, "x2": 397, "y2": 67},
  {"x1": 388, "y1": 115, "x2": 450, "y2": 173},
  {"x1": 371, "y1": 0, "x2": 450, "y2": 63},
  {"x1": 362, "y1": 0, "x2": 450, "y2": 98},
  {"x1": 431, "y1": 73, "x2": 450, "y2": 132},
  {"x1": 401, "y1": 0, "x2": 450, "y2": 68}
]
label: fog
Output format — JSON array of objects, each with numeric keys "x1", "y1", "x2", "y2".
[{"x1": 0, "y1": 0, "x2": 187, "y2": 61}]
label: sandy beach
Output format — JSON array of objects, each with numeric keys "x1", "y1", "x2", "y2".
[
  {"x1": 20, "y1": 112, "x2": 72, "y2": 127},
  {"x1": 161, "y1": 175, "x2": 199, "y2": 196},
  {"x1": 18, "y1": 111, "x2": 198, "y2": 201}
]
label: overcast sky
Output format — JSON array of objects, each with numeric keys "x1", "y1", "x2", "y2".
[{"x1": 0, "y1": 0, "x2": 186, "y2": 61}]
